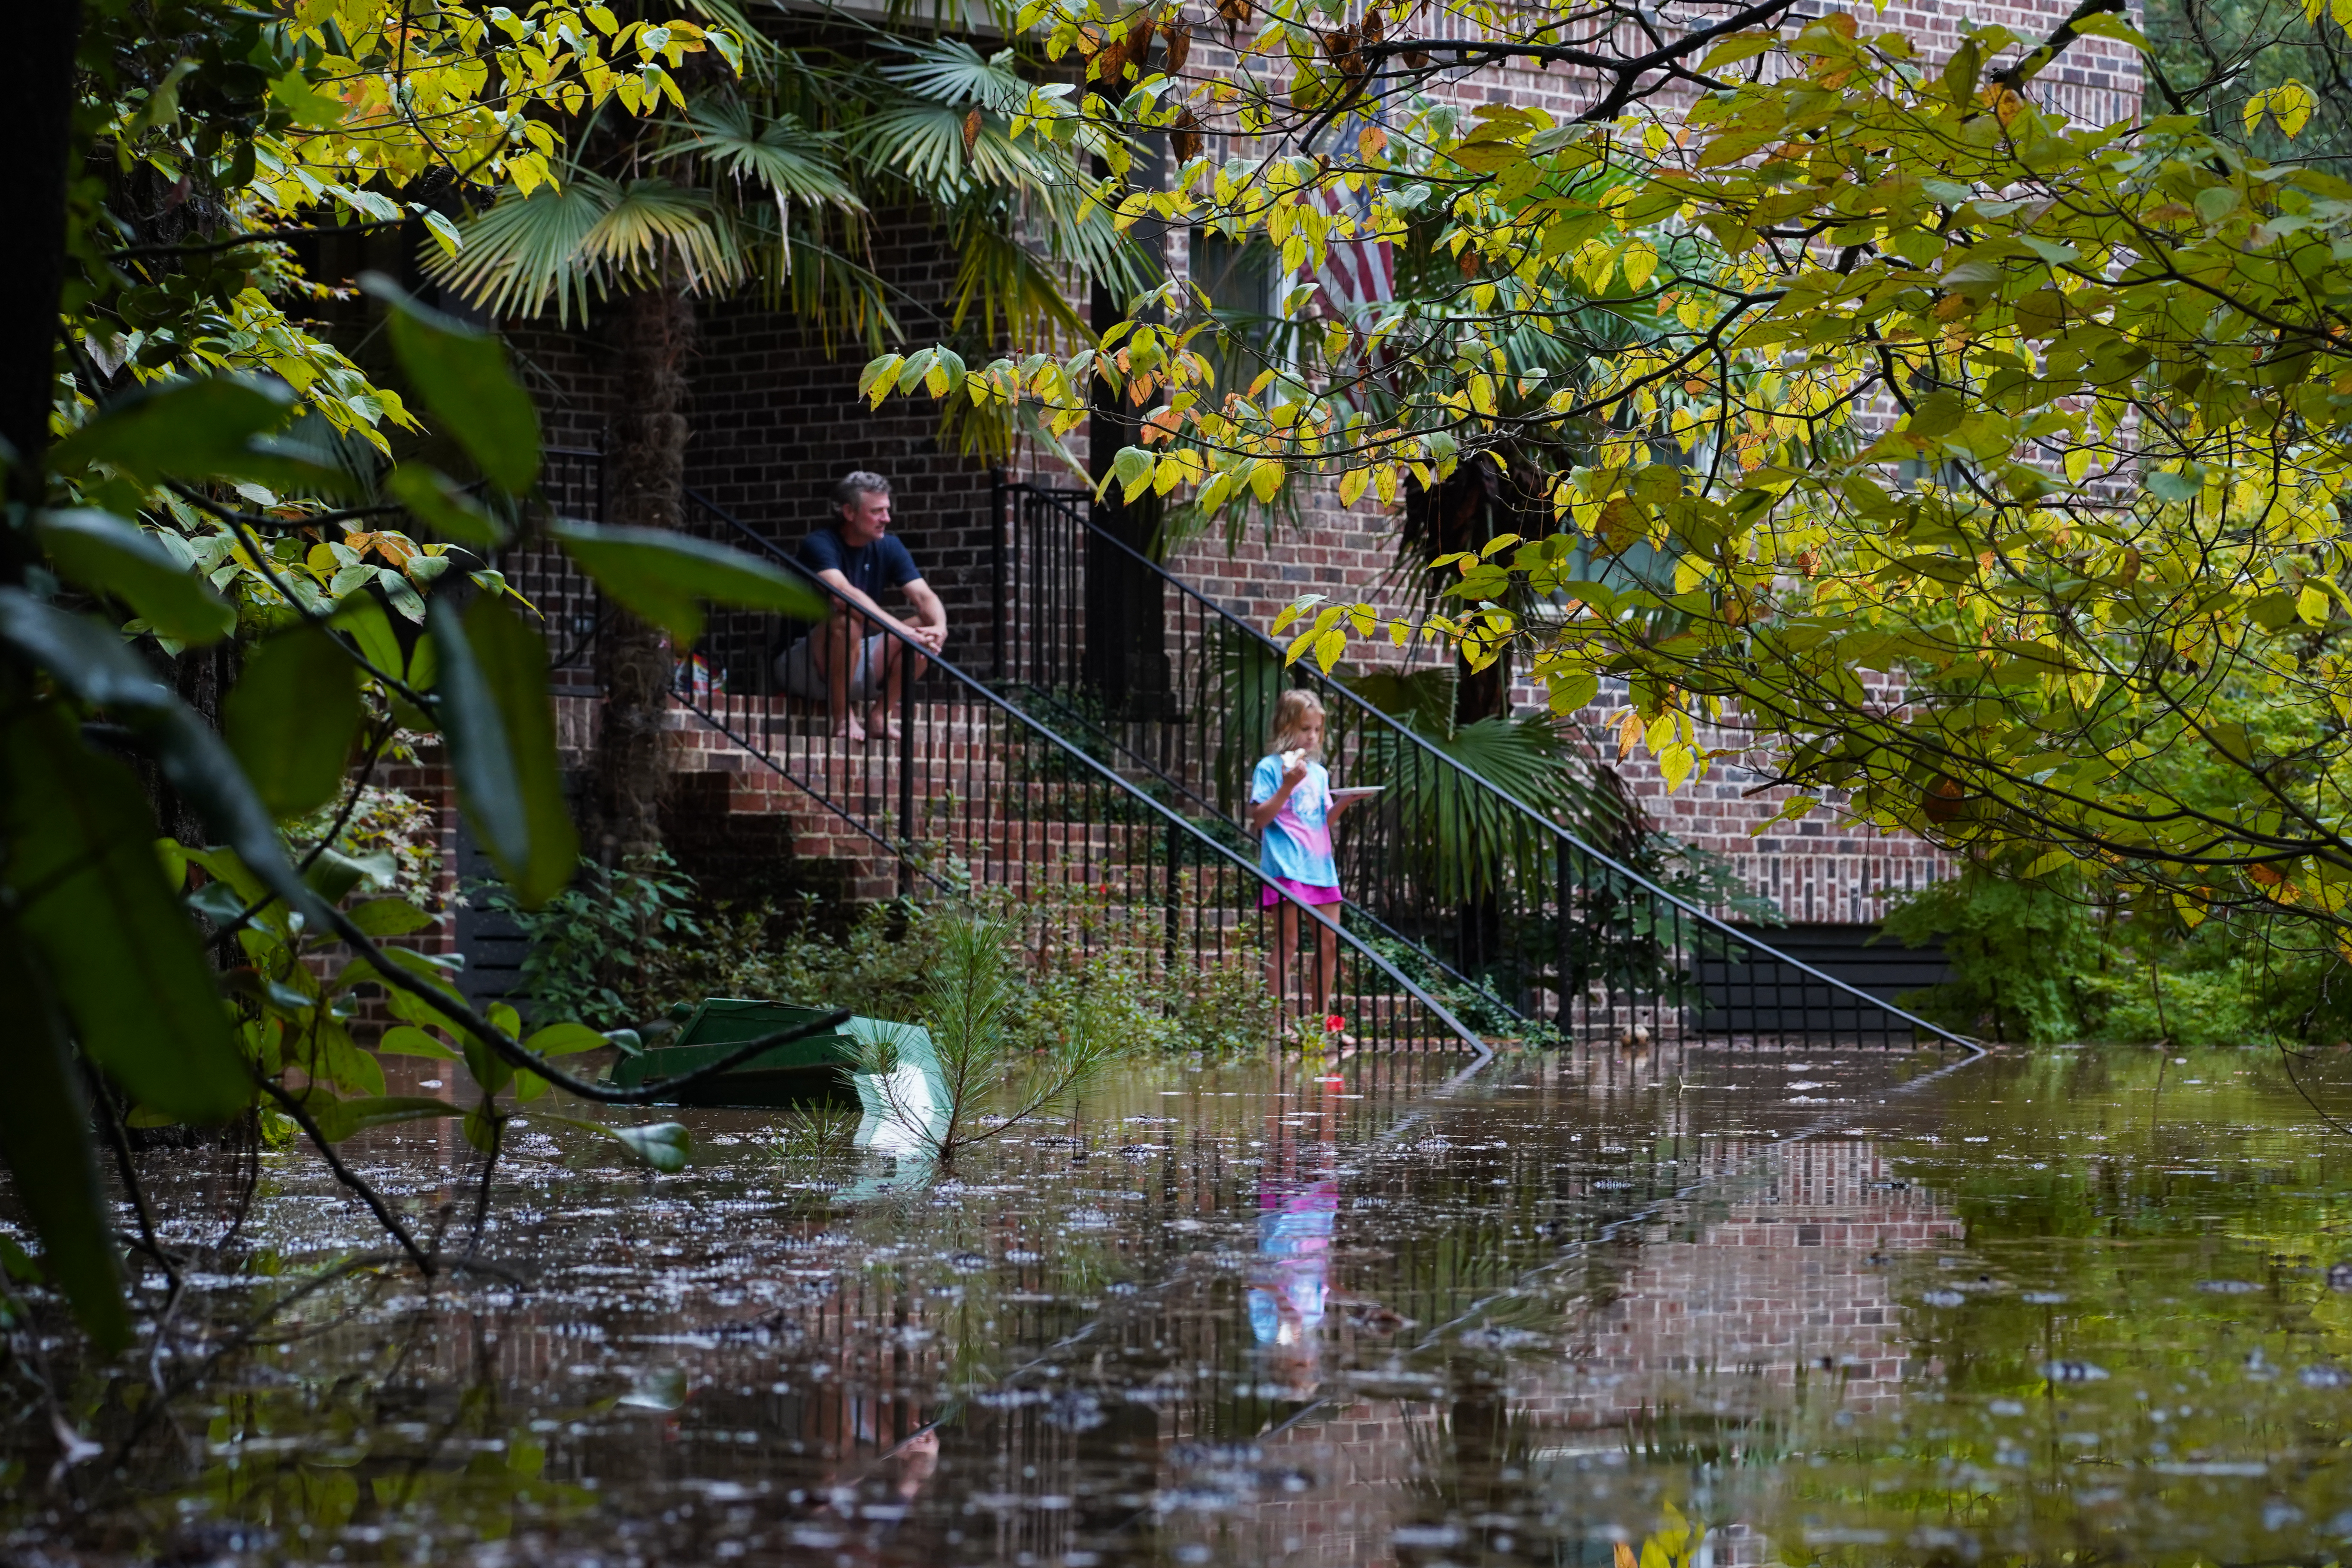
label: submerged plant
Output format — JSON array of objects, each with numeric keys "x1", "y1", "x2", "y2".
[
  {"x1": 861, "y1": 909, "x2": 1129, "y2": 1163},
  {"x1": 773, "y1": 1103, "x2": 862, "y2": 1162}
]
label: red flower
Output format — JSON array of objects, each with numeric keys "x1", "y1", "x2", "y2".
[{"x1": 1324, "y1": 1014, "x2": 1346, "y2": 1032}]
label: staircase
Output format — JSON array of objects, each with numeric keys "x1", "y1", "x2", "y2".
[
  {"x1": 517, "y1": 450, "x2": 1965, "y2": 1053},
  {"x1": 987, "y1": 481, "x2": 1965, "y2": 1049}
]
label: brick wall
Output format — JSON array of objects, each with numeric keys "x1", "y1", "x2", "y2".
[
  {"x1": 486, "y1": 0, "x2": 2131, "y2": 925},
  {"x1": 685, "y1": 212, "x2": 1014, "y2": 639}
]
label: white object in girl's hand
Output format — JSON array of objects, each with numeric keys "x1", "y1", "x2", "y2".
[
  {"x1": 1280, "y1": 748, "x2": 1307, "y2": 770},
  {"x1": 1329, "y1": 786, "x2": 1384, "y2": 805}
]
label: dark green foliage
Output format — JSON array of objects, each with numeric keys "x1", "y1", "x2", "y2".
[
  {"x1": 226, "y1": 625, "x2": 361, "y2": 818},
  {"x1": 1344, "y1": 664, "x2": 1607, "y2": 904},
  {"x1": 432, "y1": 594, "x2": 578, "y2": 907},
  {"x1": 2146, "y1": 0, "x2": 2352, "y2": 161},
  {"x1": 0, "y1": 944, "x2": 130, "y2": 1354},
  {"x1": 475, "y1": 854, "x2": 707, "y2": 1030},
  {"x1": 549, "y1": 521, "x2": 828, "y2": 646},
  {"x1": 1, "y1": 701, "x2": 250, "y2": 1124},
  {"x1": 35, "y1": 509, "x2": 235, "y2": 645},
  {"x1": 1882, "y1": 868, "x2": 2121, "y2": 1044},
  {"x1": 496, "y1": 876, "x2": 1277, "y2": 1059},
  {"x1": 859, "y1": 907, "x2": 1129, "y2": 1161},
  {"x1": 1883, "y1": 867, "x2": 2352, "y2": 1046},
  {"x1": 363, "y1": 274, "x2": 542, "y2": 493}
]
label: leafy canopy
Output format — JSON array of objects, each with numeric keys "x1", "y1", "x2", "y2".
[{"x1": 863, "y1": 0, "x2": 2352, "y2": 947}]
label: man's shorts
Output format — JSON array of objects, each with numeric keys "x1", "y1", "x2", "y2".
[{"x1": 776, "y1": 630, "x2": 890, "y2": 703}]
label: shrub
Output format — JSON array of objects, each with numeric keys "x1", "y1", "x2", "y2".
[
  {"x1": 1882, "y1": 866, "x2": 2352, "y2": 1047},
  {"x1": 472, "y1": 852, "x2": 705, "y2": 1028}
]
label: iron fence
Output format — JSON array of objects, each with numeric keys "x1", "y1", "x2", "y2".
[
  {"x1": 512, "y1": 482, "x2": 1488, "y2": 1061},
  {"x1": 499, "y1": 448, "x2": 1963, "y2": 1052},
  {"x1": 990, "y1": 478, "x2": 1966, "y2": 1051}
]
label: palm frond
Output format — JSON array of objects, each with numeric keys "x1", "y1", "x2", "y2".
[
  {"x1": 877, "y1": 39, "x2": 1031, "y2": 112},
  {"x1": 657, "y1": 97, "x2": 863, "y2": 210},
  {"x1": 429, "y1": 174, "x2": 746, "y2": 324},
  {"x1": 427, "y1": 177, "x2": 613, "y2": 323},
  {"x1": 851, "y1": 103, "x2": 1081, "y2": 198},
  {"x1": 583, "y1": 179, "x2": 747, "y2": 294},
  {"x1": 1345, "y1": 674, "x2": 1611, "y2": 904},
  {"x1": 944, "y1": 212, "x2": 1089, "y2": 344},
  {"x1": 760, "y1": 232, "x2": 901, "y2": 353}
]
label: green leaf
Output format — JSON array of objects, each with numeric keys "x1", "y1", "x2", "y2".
[
  {"x1": 0, "y1": 702, "x2": 250, "y2": 1123},
  {"x1": 378, "y1": 1025, "x2": 461, "y2": 1060},
  {"x1": 387, "y1": 463, "x2": 509, "y2": 548},
  {"x1": 1109, "y1": 445, "x2": 1155, "y2": 502},
  {"x1": 0, "y1": 591, "x2": 323, "y2": 924},
  {"x1": 1698, "y1": 30, "x2": 1774, "y2": 70},
  {"x1": 550, "y1": 521, "x2": 829, "y2": 646},
  {"x1": 301, "y1": 1092, "x2": 463, "y2": 1142},
  {"x1": 301, "y1": 848, "x2": 384, "y2": 905},
  {"x1": 0, "y1": 941, "x2": 130, "y2": 1353},
  {"x1": 35, "y1": 510, "x2": 236, "y2": 645},
  {"x1": 0, "y1": 1235, "x2": 43, "y2": 1284},
  {"x1": 330, "y1": 591, "x2": 406, "y2": 683},
  {"x1": 430, "y1": 593, "x2": 578, "y2": 907},
  {"x1": 330, "y1": 593, "x2": 435, "y2": 730},
  {"x1": 1546, "y1": 668, "x2": 1601, "y2": 714},
  {"x1": 463, "y1": 1101, "x2": 502, "y2": 1154},
  {"x1": 606, "y1": 1120, "x2": 692, "y2": 1172},
  {"x1": 224, "y1": 625, "x2": 361, "y2": 818},
  {"x1": 359, "y1": 273, "x2": 542, "y2": 493},
  {"x1": 348, "y1": 897, "x2": 434, "y2": 936},
  {"x1": 48, "y1": 377, "x2": 352, "y2": 494},
  {"x1": 525, "y1": 1021, "x2": 613, "y2": 1057},
  {"x1": 267, "y1": 67, "x2": 345, "y2": 128}
]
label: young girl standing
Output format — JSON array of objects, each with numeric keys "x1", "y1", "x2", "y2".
[{"x1": 1246, "y1": 690, "x2": 1365, "y2": 1026}]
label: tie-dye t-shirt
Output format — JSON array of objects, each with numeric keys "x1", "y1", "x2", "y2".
[{"x1": 1250, "y1": 754, "x2": 1338, "y2": 888}]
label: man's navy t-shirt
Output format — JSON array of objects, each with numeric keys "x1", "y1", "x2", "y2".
[{"x1": 797, "y1": 527, "x2": 920, "y2": 602}]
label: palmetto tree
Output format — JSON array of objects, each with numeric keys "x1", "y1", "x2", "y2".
[{"x1": 432, "y1": 24, "x2": 1143, "y2": 863}]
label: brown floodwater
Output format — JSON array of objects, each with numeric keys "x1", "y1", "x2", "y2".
[{"x1": 12, "y1": 1037, "x2": 2352, "y2": 1568}]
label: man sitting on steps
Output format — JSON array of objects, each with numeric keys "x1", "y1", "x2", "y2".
[{"x1": 774, "y1": 471, "x2": 947, "y2": 742}]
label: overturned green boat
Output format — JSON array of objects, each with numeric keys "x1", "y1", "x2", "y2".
[{"x1": 605, "y1": 999, "x2": 949, "y2": 1151}]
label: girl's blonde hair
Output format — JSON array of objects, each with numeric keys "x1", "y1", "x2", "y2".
[{"x1": 1269, "y1": 688, "x2": 1327, "y2": 756}]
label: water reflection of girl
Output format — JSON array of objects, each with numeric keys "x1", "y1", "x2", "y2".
[{"x1": 1248, "y1": 1080, "x2": 1341, "y2": 1395}]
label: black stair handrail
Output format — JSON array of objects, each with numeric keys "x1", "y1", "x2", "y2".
[
  {"x1": 994, "y1": 479, "x2": 1972, "y2": 1050},
  {"x1": 671, "y1": 487, "x2": 1491, "y2": 1057}
]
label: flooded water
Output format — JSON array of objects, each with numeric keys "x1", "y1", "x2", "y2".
[{"x1": 15, "y1": 1039, "x2": 2352, "y2": 1566}]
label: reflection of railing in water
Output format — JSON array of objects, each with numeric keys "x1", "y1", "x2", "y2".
[
  {"x1": 992, "y1": 478, "x2": 1967, "y2": 1050},
  {"x1": 505, "y1": 477, "x2": 1485, "y2": 1057}
]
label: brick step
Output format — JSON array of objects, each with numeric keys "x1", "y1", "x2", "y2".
[{"x1": 661, "y1": 695, "x2": 1271, "y2": 915}]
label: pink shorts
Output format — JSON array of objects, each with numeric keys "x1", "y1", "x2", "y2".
[{"x1": 1260, "y1": 878, "x2": 1344, "y2": 909}]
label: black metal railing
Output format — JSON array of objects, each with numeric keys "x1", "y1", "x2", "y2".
[
  {"x1": 510, "y1": 479, "x2": 1489, "y2": 1060},
  {"x1": 510, "y1": 444, "x2": 1964, "y2": 1052},
  {"x1": 990, "y1": 478, "x2": 1968, "y2": 1051}
]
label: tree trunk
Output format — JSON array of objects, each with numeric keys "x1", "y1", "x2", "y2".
[
  {"x1": 594, "y1": 276, "x2": 694, "y2": 866},
  {"x1": 1401, "y1": 455, "x2": 1515, "y2": 726},
  {"x1": 1, "y1": 1, "x2": 79, "y2": 518}
]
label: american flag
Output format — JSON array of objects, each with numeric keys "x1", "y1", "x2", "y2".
[
  {"x1": 1302, "y1": 145, "x2": 1396, "y2": 405},
  {"x1": 1307, "y1": 168, "x2": 1395, "y2": 321}
]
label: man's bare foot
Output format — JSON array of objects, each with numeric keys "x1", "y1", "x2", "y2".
[
  {"x1": 834, "y1": 715, "x2": 868, "y2": 742},
  {"x1": 867, "y1": 711, "x2": 902, "y2": 741}
]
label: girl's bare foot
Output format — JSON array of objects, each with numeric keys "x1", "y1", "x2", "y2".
[
  {"x1": 835, "y1": 715, "x2": 868, "y2": 742},
  {"x1": 867, "y1": 710, "x2": 902, "y2": 741}
]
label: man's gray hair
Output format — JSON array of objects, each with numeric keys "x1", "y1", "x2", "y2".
[{"x1": 832, "y1": 471, "x2": 892, "y2": 511}]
